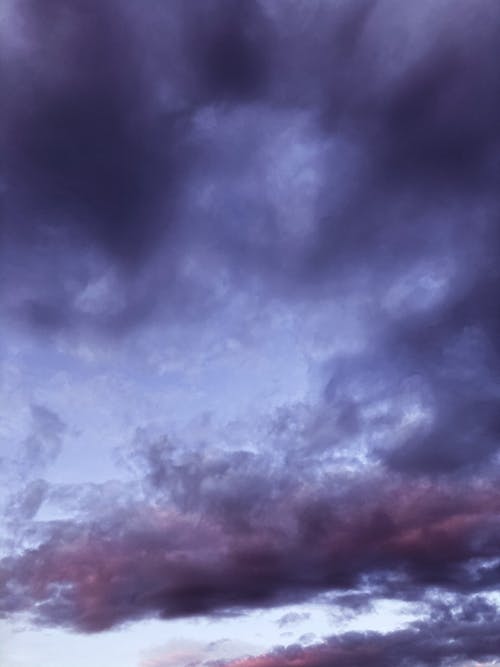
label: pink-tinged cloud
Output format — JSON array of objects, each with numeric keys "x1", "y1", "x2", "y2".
[
  {"x1": 2, "y1": 477, "x2": 500, "y2": 632},
  {"x1": 221, "y1": 597, "x2": 500, "y2": 667}
]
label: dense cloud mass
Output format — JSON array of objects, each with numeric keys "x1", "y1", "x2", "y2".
[
  {"x1": 3, "y1": 0, "x2": 500, "y2": 327},
  {"x1": 2, "y1": 1, "x2": 500, "y2": 665},
  {"x1": 2, "y1": 437, "x2": 500, "y2": 632}
]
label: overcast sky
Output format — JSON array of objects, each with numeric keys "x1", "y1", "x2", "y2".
[{"x1": 2, "y1": 1, "x2": 500, "y2": 666}]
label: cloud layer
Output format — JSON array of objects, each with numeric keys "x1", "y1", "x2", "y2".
[
  {"x1": 3, "y1": 1, "x2": 500, "y2": 665},
  {"x1": 2, "y1": 433, "x2": 500, "y2": 632}
]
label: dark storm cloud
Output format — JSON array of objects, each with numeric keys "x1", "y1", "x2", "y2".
[
  {"x1": 2, "y1": 0, "x2": 499, "y2": 331},
  {"x1": 0, "y1": 0, "x2": 280, "y2": 331},
  {"x1": 220, "y1": 597, "x2": 500, "y2": 667},
  {"x1": 1, "y1": 0, "x2": 197, "y2": 332},
  {"x1": 1, "y1": 0, "x2": 499, "y2": 345},
  {"x1": 187, "y1": 0, "x2": 272, "y2": 102},
  {"x1": 3, "y1": 0, "x2": 188, "y2": 265}
]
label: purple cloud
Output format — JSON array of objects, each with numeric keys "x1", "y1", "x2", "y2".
[
  {"x1": 2, "y1": 2, "x2": 500, "y2": 664},
  {"x1": 220, "y1": 598, "x2": 500, "y2": 667},
  {"x1": 2, "y1": 456, "x2": 500, "y2": 632}
]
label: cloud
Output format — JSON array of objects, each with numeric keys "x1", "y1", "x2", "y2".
[
  {"x1": 4, "y1": 0, "x2": 189, "y2": 263},
  {"x1": 2, "y1": 440, "x2": 500, "y2": 632},
  {"x1": 140, "y1": 637, "x2": 255, "y2": 667},
  {"x1": 276, "y1": 612, "x2": 311, "y2": 629},
  {"x1": 0, "y1": 404, "x2": 67, "y2": 488},
  {"x1": 141, "y1": 639, "x2": 216, "y2": 667},
  {"x1": 186, "y1": 0, "x2": 273, "y2": 102},
  {"x1": 3, "y1": 0, "x2": 500, "y2": 474},
  {"x1": 5, "y1": 479, "x2": 49, "y2": 522},
  {"x1": 19, "y1": 405, "x2": 67, "y2": 474},
  {"x1": 220, "y1": 597, "x2": 500, "y2": 667},
  {"x1": 1, "y1": 0, "x2": 499, "y2": 334},
  {"x1": 2, "y1": 2, "x2": 500, "y2": 662}
]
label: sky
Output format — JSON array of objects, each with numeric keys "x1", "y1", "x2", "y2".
[{"x1": 2, "y1": 0, "x2": 500, "y2": 665}]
